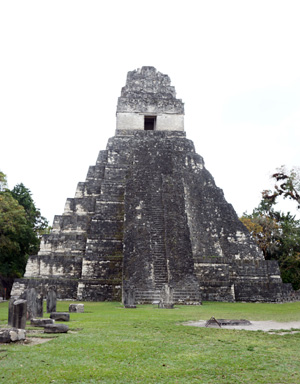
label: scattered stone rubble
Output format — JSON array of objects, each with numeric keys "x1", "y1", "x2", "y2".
[
  {"x1": 47, "y1": 286, "x2": 57, "y2": 313},
  {"x1": 44, "y1": 324, "x2": 69, "y2": 334},
  {"x1": 0, "y1": 328, "x2": 26, "y2": 343},
  {"x1": 69, "y1": 303, "x2": 84, "y2": 313},
  {"x1": 1, "y1": 286, "x2": 78, "y2": 342},
  {"x1": 205, "y1": 317, "x2": 252, "y2": 328},
  {"x1": 50, "y1": 312, "x2": 70, "y2": 322},
  {"x1": 158, "y1": 284, "x2": 174, "y2": 309},
  {"x1": 30, "y1": 318, "x2": 54, "y2": 327},
  {"x1": 11, "y1": 299, "x2": 27, "y2": 329},
  {"x1": 2, "y1": 287, "x2": 71, "y2": 342}
]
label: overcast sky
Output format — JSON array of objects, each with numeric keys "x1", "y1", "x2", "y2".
[{"x1": 1, "y1": 1, "x2": 300, "y2": 223}]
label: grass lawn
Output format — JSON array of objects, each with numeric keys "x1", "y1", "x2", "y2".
[{"x1": 1, "y1": 300, "x2": 300, "y2": 383}]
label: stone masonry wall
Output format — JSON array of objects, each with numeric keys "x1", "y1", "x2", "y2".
[
  {"x1": 12, "y1": 130, "x2": 295, "y2": 303},
  {"x1": 117, "y1": 67, "x2": 184, "y2": 114},
  {"x1": 123, "y1": 131, "x2": 200, "y2": 303},
  {"x1": 12, "y1": 66, "x2": 296, "y2": 303},
  {"x1": 116, "y1": 67, "x2": 184, "y2": 131}
]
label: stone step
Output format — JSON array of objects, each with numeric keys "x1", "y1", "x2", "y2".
[
  {"x1": 154, "y1": 273, "x2": 168, "y2": 277},
  {"x1": 134, "y1": 288, "x2": 201, "y2": 304}
]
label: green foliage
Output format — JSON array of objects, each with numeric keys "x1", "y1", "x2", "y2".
[
  {"x1": 240, "y1": 212, "x2": 280, "y2": 259},
  {"x1": 0, "y1": 173, "x2": 48, "y2": 293},
  {"x1": 263, "y1": 165, "x2": 300, "y2": 208},
  {"x1": 0, "y1": 190, "x2": 28, "y2": 277},
  {"x1": 241, "y1": 166, "x2": 300, "y2": 290},
  {"x1": 10, "y1": 183, "x2": 48, "y2": 254},
  {"x1": 1, "y1": 301, "x2": 300, "y2": 383},
  {"x1": 0, "y1": 171, "x2": 8, "y2": 192}
]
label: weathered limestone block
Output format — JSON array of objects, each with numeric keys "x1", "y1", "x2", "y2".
[
  {"x1": 123, "y1": 287, "x2": 136, "y2": 308},
  {"x1": 47, "y1": 286, "x2": 57, "y2": 313},
  {"x1": 99, "y1": 182, "x2": 125, "y2": 202},
  {"x1": 77, "y1": 281, "x2": 122, "y2": 301},
  {"x1": 52, "y1": 214, "x2": 91, "y2": 234},
  {"x1": 12, "y1": 278, "x2": 79, "y2": 301},
  {"x1": 116, "y1": 67, "x2": 184, "y2": 132},
  {"x1": 19, "y1": 288, "x2": 43, "y2": 319},
  {"x1": 84, "y1": 239, "x2": 123, "y2": 257},
  {"x1": 64, "y1": 197, "x2": 95, "y2": 215},
  {"x1": 194, "y1": 257, "x2": 295, "y2": 302},
  {"x1": 159, "y1": 285, "x2": 174, "y2": 309},
  {"x1": 0, "y1": 328, "x2": 12, "y2": 343},
  {"x1": 93, "y1": 220, "x2": 123, "y2": 239},
  {"x1": 69, "y1": 304, "x2": 84, "y2": 313},
  {"x1": 24, "y1": 256, "x2": 40, "y2": 277},
  {"x1": 205, "y1": 318, "x2": 252, "y2": 328},
  {"x1": 8, "y1": 296, "x2": 18, "y2": 326},
  {"x1": 10, "y1": 281, "x2": 26, "y2": 298},
  {"x1": 217, "y1": 319, "x2": 251, "y2": 326},
  {"x1": 205, "y1": 317, "x2": 221, "y2": 328},
  {"x1": 12, "y1": 299, "x2": 27, "y2": 329},
  {"x1": 0, "y1": 328, "x2": 26, "y2": 343},
  {"x1": 36, "y1": 293, "x2": 44, "y2": 318},
  {"x1": 25, "y1": 288, "x2": 38, "y2": 320},
  {"x1": 44, "y1": 324, "x2": 69, "y2": 333},
  {"x1": 81, "y1": 256, "x2": 122, "y2": 280},
  {"x1": 40, "y1": 233, "x2": 87, "y2": 256},
  {"x1": 36, "y1": 255, "x2": 83, "y2": 278},
  {"x1": 50, "y1": 312, "x2": 70, "y2": 321},
  {"x1": 31, "y1": 318, "x2": 55, "y2": 327}
]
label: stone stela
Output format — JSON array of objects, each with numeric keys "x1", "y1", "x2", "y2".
[{"x1": 11, "y1": 66, "x2": 297, "y2": 305}]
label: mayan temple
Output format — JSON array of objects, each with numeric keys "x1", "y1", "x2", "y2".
[{"x1": 12, "y1": 66, "x2": 295, "y2": 303}]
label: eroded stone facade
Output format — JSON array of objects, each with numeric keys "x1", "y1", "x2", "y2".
[
  {"x1": 11, "y1": 67, "x2": 297, "y2": 303},
  {"x1": 116, "y1": 67, "x2": 184, "y2": 132}
]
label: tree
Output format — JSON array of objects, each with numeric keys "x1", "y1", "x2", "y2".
[
  {"x1": 263, "y1": 166, "x2": 300, "y2": 208},
  {"x1": 10, "y1": 183, "x2": 48, "y2": 255},
  {"x1": 0, "y1": 188, "x2": 28, "y2": 297},
  {"x1": 241, "y1": 168, "x2": 300, "y2": 290},
  {"x1": 240, "y1": 214, "x2": 280, "y2": 260},
  {"x1": 0, "y1": 173, "x2": 48, "y2": 297},
  {"x1": 0, "y1": 171, "x2": 7, "y2": 191},
  {"x1": 0, "y1": 191, "x2": 28, "y2": 274}
]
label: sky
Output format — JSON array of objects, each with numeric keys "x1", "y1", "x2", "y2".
[{"x1": 1, "y1": 0, "x2": 300, "y2": 223}]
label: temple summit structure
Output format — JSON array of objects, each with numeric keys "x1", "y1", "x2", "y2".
[{"x1": 12, "y1": 67, "x2": 296, "y2": 303}]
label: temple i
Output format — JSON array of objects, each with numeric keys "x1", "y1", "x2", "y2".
[{"x1": 12, "y1": 67, "x2": 296, "y2": 304}]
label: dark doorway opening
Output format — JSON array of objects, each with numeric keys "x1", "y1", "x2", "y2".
[{"x1": 144, "y1": 116, "x2": 156, "y2": 130}]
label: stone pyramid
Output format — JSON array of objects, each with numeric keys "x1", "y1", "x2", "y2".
[{"x1": 12, "y1": 67, "x2": 295, "y2": 303}]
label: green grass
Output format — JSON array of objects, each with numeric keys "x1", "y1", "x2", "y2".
[{"x1": 1, "y1": 301, "x2": 300, "y2": 383}]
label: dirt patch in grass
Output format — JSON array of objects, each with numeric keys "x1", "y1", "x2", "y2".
[
  {"x1": 0, "y1": 337, "x2": 55, "y2": 347},
  {"x1": 184, "y1": 320, "x2": 300, "y2": 334},
  {"x1": 23, "y1": 329, "x2": 57, "y2": 346},
  {"x1": 23, "y1": 337, "x2": 54, "y2": 346}
]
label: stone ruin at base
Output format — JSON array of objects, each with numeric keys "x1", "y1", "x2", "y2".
[{"x1": 11, "y1": 66, "x2": 297, "y2": 304}]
